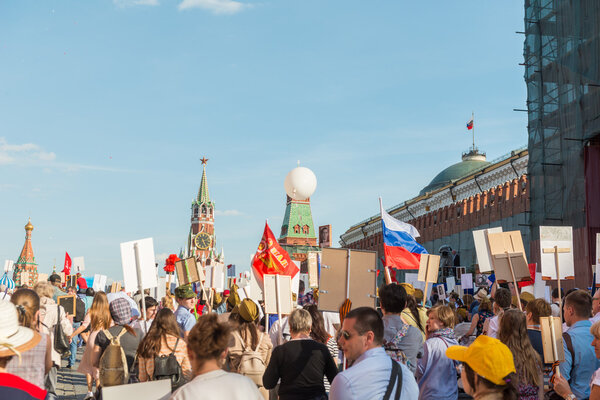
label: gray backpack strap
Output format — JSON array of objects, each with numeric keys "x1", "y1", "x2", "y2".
[{"x1": 383, "y1": 359, "x2": 403, "y2": 400}]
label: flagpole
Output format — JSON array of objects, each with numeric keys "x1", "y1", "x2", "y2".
[{"x1": 472, "y1": 112, "x2": 475, "y2": 151}]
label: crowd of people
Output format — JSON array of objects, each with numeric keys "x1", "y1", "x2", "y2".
[{"x1": 1, "y1": 272, "x2": 600, "y2": 400}]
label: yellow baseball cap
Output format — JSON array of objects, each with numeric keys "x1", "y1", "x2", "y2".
[
  {"x1": 399, "y1": 283, "x2": 415, "y2": 297},
  {"x1": 446, "y1": 335, "x2": 516, "y2": 386}
]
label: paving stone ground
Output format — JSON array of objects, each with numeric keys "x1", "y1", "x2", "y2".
[{"x1": 57, "y1": 347, "x2": 90, "y2": 400}]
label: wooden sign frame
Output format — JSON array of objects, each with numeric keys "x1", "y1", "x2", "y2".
[
  {"x1": 57, "y1": 294, "x2": 77, "y2": 316},
  {"x1": 307, "y1": 252, "x2": 319, "y2": 289},
  {"x1": 473, "y1": 227, "x2": 503, "y2": 273},
  {"x1": 540, "y1": 316, "x2": 565, "y2": 366},
  {"x1": 418, "y1": 253, "x2": 441, "y2": 306},
  {"x1": 318, "y1": 248, "x2": 377, "y2": 312},
  {"x1": 540, "y1": 226, "x2": 575, "y2": 280},
  {"x1": 175, "y1": 257, "x2": 204, "y2": 286}
]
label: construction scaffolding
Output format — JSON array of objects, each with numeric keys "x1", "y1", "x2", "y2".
[{"x1": 523, "y1": 0, "x2": 600, "y2": 286}]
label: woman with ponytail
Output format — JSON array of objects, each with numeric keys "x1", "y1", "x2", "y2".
[
  {"x1": 6, "y1": 288, "x2": 52, "y2": 389},
  {"x1": 446, "y1": 335, "x2": 520, "y2": 400}
]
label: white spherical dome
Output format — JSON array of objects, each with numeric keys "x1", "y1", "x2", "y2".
[{"x1": 284, "y1": 167, "x2": 317, "y2": 200}]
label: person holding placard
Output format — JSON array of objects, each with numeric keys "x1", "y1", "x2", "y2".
[
  {"x1": 263, "y1": 309, "x2": 337, "y2": 400},
  {"x1": 330, "y1": 307, "x2": 419, "y2": 400},
  {"x1": 553, "y1": 290, "x2": 599, "y2": 400},
  {"x1": 525, "y1": 299, "x2": 552, "y2": 364},
  {"x1": 553, "y1": 321, "x2": 600, "y2": 400},
  {"x1": 497, "y1": 309, "x2": 544, "y2": 399},
  {"x1": 174, "y1": 285, "x2": 197, "y2": 340},
  {"x1": 416, "y1": 305, "x2": 459, "y2": 400},
  {"x1": 170, "y1": 313, "x2": 262, "y2": 400},
  {"x1": 379, "y1": 284, "x2": 424, "y2": 374}
]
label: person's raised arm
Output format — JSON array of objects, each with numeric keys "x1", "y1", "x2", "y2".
[{"x1": 463, "y1": 314, "x2": 479, "y2": 338}]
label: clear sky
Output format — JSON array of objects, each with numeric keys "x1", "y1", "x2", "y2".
[{"x1": 0, "y1": 0, "x2": 527, "y2": 281}]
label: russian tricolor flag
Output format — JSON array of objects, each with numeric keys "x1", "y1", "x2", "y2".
[
  {"x1": 466, "y1": 118, "x2": 474, "y2": 130},
  {"x1": 380, "y1": 199, "x2": 427, "y2": 269}
]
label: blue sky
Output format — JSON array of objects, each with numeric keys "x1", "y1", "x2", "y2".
[{"x1": 0, "y1": 0, "x2": 527, "y2": 281}]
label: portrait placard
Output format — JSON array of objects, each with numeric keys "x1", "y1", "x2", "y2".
[
  {"x1": 319, "y1": 225, "x2": 332, "y2": 248},
  {"x1": 461, "y1": 273, "x2": 473, "y2": 289},
  {"x1": 318, "y1": 248, "x2": 377, "y2": 312},
  {"x1": 539, "y1": 226, "x2": 575, "y2": 280},
  {"x1": 263, "y1": 274, "x2": 293, "y2": 315},
  {"x1": 72, "y1": 257, "x2": 85, "y2": 273},
  {"x1": 57, "y1": 295, "x2": 77, "y2": 316},
  {"x1": 473, "y1": 227, "x2": 503, "y2": 273},
  {"x1": 120, "y1": 238, "x2": 158, "y2": 293},
  {"x1": 487, "y1": 231, "x2": 530, "y2": 283},
  {"x1": 175, "y1": 257, "x2": 204, "y2": 286}
]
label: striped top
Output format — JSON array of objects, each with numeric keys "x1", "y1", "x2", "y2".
[
  {"x1": 324, "y1": 336, "x2": 338, "y2": 392},
  {"x1": 6, "y1": 332, "x2": 48, "y2": 389},
  {"x1": 138, "y1": 334, "x2": 193, "y2": 383}
]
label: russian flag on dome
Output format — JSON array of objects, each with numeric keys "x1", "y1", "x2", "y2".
[
  {"x1": 380, "y1": 198, "x2": 427, "y2": 270},
  {"x1": 466, "y1": 117, "x2": 474, "y2": 130}
]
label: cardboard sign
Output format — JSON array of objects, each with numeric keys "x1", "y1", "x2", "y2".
[
  {"x1": 102, "y1": 378, "x2": 171, "y2": 400},
  {"x1": 120, "y1": 238, "x2": 158, "y2": 293},
  {"x1": 540, "y1": 316, "x2": 565, "y2": 364},
  {"x1": 418, "y1": 254, "x2": 440, "y2": 283},
  {"x1": 307, "y1": 252, "x2": 319, "y2": 288},
  {"x1": 473, "y1": 227, "x2": 503, "y2": 273},
  {"x1": 57, "y1": 295, "x2": 77, "y2": 316},
  {"x1": 110, "y1": 282, "x2": 122, "y2": 293},
  {"x1": 596, "y1": 265, "x2": 600, "y2": 288},
  {"x1": 487, "y1": 231, "x2": 530, "y2": 283},
  {"x1": 540, "y1": 226, "x2": 575, "y2": 280},
  {"x1": 174, "y1": 257, "x2": 204, "y2": 286},
  {"x1": 596, "y1": 233, "x2": 600, "y2": 264},
  {"x1": 461, "y1": 273, "x2": 473, "y2": 289},
  {"x1": 72, "y1": 257, "x2": 85, "y2": 273},
  {"x1": 263, "y1": 274, "x2": 293, "y2": 315},
  {"x1": 318, "y1": 248, "x2": 377, "y2": 312}
]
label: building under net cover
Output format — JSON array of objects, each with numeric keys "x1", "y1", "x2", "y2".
[{"x1": 524, "y1": 0, "x2": 600, "y2": 288}]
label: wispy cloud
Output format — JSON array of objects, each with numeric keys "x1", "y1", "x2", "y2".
[
  {"x1": 0, "y1": 138, "x2": 56, "y2": 165},
  {"x1": 114, "y1": 0, "x2": 159, "y2": 7},
  {"x1": 178, "y1": 0, "x2": 248, "y2": 14},
  {"x1": 0, "y1": 137, "x2": 135, "y2": 173},
  {"x1": 215, "y1": 209, "x2": 243, "y2": 216}
]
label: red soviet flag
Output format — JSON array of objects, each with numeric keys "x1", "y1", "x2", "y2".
[
  {"x1": 63, "y1": 252, "x2": 72, "y2": 276},
  {"x1": 251, "y1": 221, "x2": 298, "y2": 283}
]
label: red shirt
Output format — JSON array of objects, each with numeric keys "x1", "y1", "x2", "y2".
[
  {"x1": 77, "y1": 277, "x2": 88, "y2": 289},
  {"x1": 0, "y1": 372, "x2": 47, "y2": 400}
]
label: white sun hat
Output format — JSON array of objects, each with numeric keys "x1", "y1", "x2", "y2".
[{"x1": 0, "y1": 300, "x2": 40, "y2": 359}]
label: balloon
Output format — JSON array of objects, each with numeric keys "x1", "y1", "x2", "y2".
[{"x1": 284, "y1": 167, "x2": 317, "y2": 200}]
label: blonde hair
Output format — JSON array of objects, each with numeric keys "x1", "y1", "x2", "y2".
[
  {"x1": 591, "y1": 321, "x2": 600, "y2": 339},
  {"x1": 34, "y1": 281, "x2": 55, "y2": 299},
  {"x1": 90, "y1": 292, "x2": 112, "y2": 331},
  {"x1": 427, "y1": 305, "x2": 456, "y2": 328},
  {"x1": 289, "y1": 309, "x2": 312, "y2": 334}
]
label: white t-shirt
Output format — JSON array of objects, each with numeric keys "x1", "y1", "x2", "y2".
[
  {"x1": 591, "y1": 367, "x2": 600, "y2": 388},
  {"x1": 487, "y1": 315, "x2": 499, "y2": 338},
  {"x1": 0, "y1": 292, "x2": 11, "y2": 302},
  {"x1": 551, "y1": 303, "x2": 561, "y2": 317},
  {"x1": 170, "y1": 370, "x2": 261, "y2": 400}
]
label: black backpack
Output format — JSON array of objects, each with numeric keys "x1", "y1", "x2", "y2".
[{"x1": 153, "y1": 338, "x2": 184, "y2": 390}]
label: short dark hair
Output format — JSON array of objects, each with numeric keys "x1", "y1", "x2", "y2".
[
  {"x1": 85, "y1": 288, "x2": 95, "y2": 297},
  {"x1": 494, "y1": 288, "x2": 512, "y2": 309},
  {"x1": 49, "y1": 274, "x2": 61, "y2": 283},
  {"x1": 345, "y1": 307, "x2": 384, "y2": 344},
  {"x1": 552, "y1": 288, "x2": 564, "y2": 300},
  {"x1": 565, "y1": 290, "x2": 592, "y2": 318},
  {"x1": 379, "y1": 284, "x2": 407, "y2": 314},
  {"x1": 141, "y1": 296, "x2": 158, "y2": 311}
]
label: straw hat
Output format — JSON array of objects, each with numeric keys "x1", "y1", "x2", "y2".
[
  {"x1": 0, "y1": 301, "x2": 41, "y2": 358},
  {"x1": 474, "y1": 289, "x2": 488, "y2": 301}
]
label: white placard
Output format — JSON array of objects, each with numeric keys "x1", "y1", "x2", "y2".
[
  {"x1": 102, "y1": 378, "x2": 171, "y2": 400},
  {"x1": 264, "y1": 274, "x2": 293, "y2": 315},
  {"x1": 446, "y1": 276, "x2": 456, "y2": 293},
  {"x1": 596, "y1": 233, "x2": 600, "y2": 264},
  {"x1": 157, "y1": 276, "x2": 166, "y2": 300},
  {"x1": 461, "y1": 273, "x2": 473, "y2": 289},
  {"x1": 544, "y1": 286, "x2": 552, "y2": 303},
  {"x1": 3, "y1": 260, "x2": 14, "y2": 273},
  {"x1": 540, "y1": 226, "x2": 575, "y2": 280},
  {"x1": 596, "y1": 265, "x2": 600, "y2": 286},
  {"x1": 404, "y1": 272, "x2": 419, "y2": 288},
  {"x1": 93, "y1": 274, "x2": 107, "y2": 292},
  {"x1": 72, "y1": 257, "x2": 85, "y2": 273},
  {"x1": 534, "y1": 271, "x2": 546, "y2": 299},
  {"x1": 205, "y1": 263, "x2": 226, "y2": 292},
  {"x1": 120, "y1": 237, "x2": 158, "y2": 293},
  {"x1": 248, "y1": 268, "x2": 263, "y2": 301},
  {"x1": 473, "y1": 227, "x2": 503, "y2": 272}
]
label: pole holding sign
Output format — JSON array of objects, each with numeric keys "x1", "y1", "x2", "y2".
[{"x1": 418, "y1": 254, "x2": 441, "y2": 307}]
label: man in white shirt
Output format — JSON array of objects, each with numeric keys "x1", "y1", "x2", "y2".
[{"x1": 330, "y1": 307, "x2": 419, "y2": 400}]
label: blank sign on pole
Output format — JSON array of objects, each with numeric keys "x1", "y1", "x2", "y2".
[{"x1": 120, "y1": 238, "x2": 157, "y2": 293}]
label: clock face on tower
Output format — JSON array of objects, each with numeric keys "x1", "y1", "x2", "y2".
[{"x1": 195, "y1": 232, "x2": 212, "y2": 250}]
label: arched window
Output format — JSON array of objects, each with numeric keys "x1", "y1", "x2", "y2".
[
  {"x1": 202, "y1": 205, "x2": 207, "y2": 215},
  {"x1": 293, "y1": 225, "x2": 301, "y2": 234}
]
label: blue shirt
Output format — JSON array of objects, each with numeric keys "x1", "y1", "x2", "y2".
[
  {"x1": 559, "y1": 319, "x2": 599, "y2": 399},
  {"x1": 329, "y1": 347, "x2": 419, "y2": 400},
  {"x1": 174, "y1": 305, "x2": 196, "y2": 337},
  {"x1": 416, "y1": 336, "x2": 459, "y2": 400}
]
